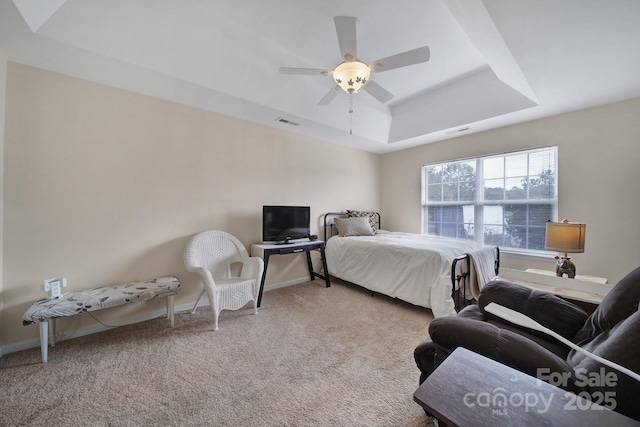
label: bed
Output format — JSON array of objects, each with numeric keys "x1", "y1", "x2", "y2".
[{"x1": 323, "y1": 211, "x2": 498, "y2": 318}]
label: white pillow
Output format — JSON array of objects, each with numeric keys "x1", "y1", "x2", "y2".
[
  {"x1": 334, "y1": 217, "x2": 374, "y2": 237},
  {"x1": 346, "y1": 210, "x2": 378, "y2": 234}
]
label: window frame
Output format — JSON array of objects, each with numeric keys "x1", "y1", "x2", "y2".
[{"x1": 421, "y1": 146, "x2": 558, "y2": 255}]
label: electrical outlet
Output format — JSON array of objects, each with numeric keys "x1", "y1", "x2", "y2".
[
  {"x1": 43, "y1": 278, "x2": 67, "y2": 298},
  {"x1": 51, "y1": 280, "x2": 61, "y2": 298}
]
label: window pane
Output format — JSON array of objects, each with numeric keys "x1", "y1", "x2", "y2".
[
  {"x1": 426, "y1": 165, "x2": 442, "y2": 184},
  {"x1": 528, "y1": 226, "x2": 547, "y2": 251},
  {"x1": 505, "y1": 154, "x2": 528, "y2": 177},
  {"x1": 442, "y1": 183, "x2": 457, "y2": 201},
  {"x1": 425, "y1": 205, "x2": 474, "y2": 240},
  {"x1": 484, "y1": 179, "x2": 504, "y2": 200},
  {"x1": 484, "y1": 157, "x2": 503, "y2": 179},
  {"x1": 505, "y1": 177, "x2": 525, "y2": 199},
  {"x1": 484, "y1": 224, "x2": 504, "y2": 246},
  {"x1": 460, "y1": 160, "x2": 476, "y2": 177},
  {"x1": 459, "y1": 181, "x2": 475, "y2": 201},
  {"x1": 483, "y1": 205, "x2": 504, "y2": 227},
  {"x1": 529, "y1": 150, "x2": 555, "y2": 176},
  {"x1": 504, "y1": 203, "x2": 552, "y2": 250},
  {"x1": 527, "y1": 171, "x2": 554, "y2": 199},
  {"x1": 428, "y1": 206, "x2": 440, "y2": 222},
  {"x1": 427, "y1": 184, "x2": 442, "y2": 202}
]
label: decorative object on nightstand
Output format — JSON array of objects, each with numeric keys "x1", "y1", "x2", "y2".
[{"x1": 545, "y1": 219, "x2": 586, "y2": 278}]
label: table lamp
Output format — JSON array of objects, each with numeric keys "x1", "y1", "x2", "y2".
[{"x1": 545, "y1": 219, "x2": 586, "y2": 278}]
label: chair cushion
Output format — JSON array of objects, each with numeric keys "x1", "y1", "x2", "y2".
[
  {"x1": 428, "y1": 316, "x2": 583, "y2": 394},
  {"x1": 456, "y1": 304, "x2": 486, "y2": 321},
  {"x1": 414, "y1": 338, "x2": 437, "y2": 384},
  {"x1": 459, "y1": 304, "x2": 571, "y2": 358},
  {"x1": 567, "y1": 307, "x2": 640, "y2": 421},
  {"x1": 573, "y1": 265, "x2": 640, "y2": 344},
  {"x1": 478, "y1": 280, "x2": 588, "y2": 341}
]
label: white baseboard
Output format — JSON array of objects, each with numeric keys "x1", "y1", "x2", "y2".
[{"x1": 0, "y1": 276, "x2": 310, "y2": 358}]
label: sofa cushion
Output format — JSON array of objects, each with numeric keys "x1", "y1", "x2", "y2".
[
  {"x1": 567, "y1": 307, "x2": 640, "y2": 421},
  {"x1": 414, "y1": 338, "x2": 437, "y2": 384},
  {"x1": 573, "y1": 265, "x2": 640, "y2": 344},
  {"x1": 456, "y1": 304, "x2": 486, "y2": 321},
  {"x1": 428, "y1": 316, "x2": 583, "y2": 394},
  {"x1": 478, "y1": 280, "x2": 588, "y2": 341},
  {"x1": 460, "y1": 304, "x2": 572, "y2": 358}
]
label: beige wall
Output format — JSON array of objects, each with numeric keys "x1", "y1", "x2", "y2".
[
  {"x1": 381, "y1": 97, "x2": 640, "y2": 284},
  {"x1": 1, "y1": 63, "x2": 380, "y2": 352},
  {"x1": 4, "y1": 61, "x2": 640, "y2": 355},
  {"x1": 0, "y1": 55, "x2": 5, "y2": 357}
]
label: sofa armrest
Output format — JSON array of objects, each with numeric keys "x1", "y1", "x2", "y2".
[
  {"x1": 429, "y1": 316, "x2": 584, "y2": 394},
  {"x1": 478, "y1": 280, "x2": 588, "y2": 341}
]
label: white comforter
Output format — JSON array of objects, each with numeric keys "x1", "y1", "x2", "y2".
[{"x1": 325, "y1": 231, "x2": 483, "y2": 318}]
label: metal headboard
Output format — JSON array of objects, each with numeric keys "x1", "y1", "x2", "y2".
[
  {"x1": 451, "y1": 247, "x2": 500, "y2": 312},
  {"x1": 323, "y1": 211, "x2": 381, "y2": 241}
]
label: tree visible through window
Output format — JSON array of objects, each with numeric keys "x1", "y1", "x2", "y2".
[{"x1": 422, "y1": 147, "x2": 557, "y2": 251}]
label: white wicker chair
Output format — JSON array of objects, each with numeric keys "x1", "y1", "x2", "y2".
[{"x1": 184, "y1": 230, "x2": 264, "y2": 331}]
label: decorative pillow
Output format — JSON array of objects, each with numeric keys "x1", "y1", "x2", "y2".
[
  {"x1": 346, "y1": 210, "x2": 378, "y2": 234},
  {"x1": 334, "y1": 217, "x2": 374, "y2": 237}
]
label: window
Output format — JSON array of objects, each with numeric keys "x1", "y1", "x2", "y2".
[{"x1": 422, "y1": 147, "x2": 557, "y2": 252}]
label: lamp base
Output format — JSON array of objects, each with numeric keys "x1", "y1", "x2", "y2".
[{"x1": 554, "y1": 255, "x2": 576, "y2": 278}]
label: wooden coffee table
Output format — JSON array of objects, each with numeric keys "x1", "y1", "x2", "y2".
[{"x1": 413, "y1": 347, "x2": 639, "y2": 426}]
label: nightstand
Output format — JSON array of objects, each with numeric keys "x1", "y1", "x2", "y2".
[{"x1": 498, "y1": 268, "x2": 612, "y2": 313}]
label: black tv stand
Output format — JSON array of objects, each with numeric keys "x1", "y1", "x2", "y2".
[{"x1": 250, "y1": 240, "x2": 330, "y2": 307}]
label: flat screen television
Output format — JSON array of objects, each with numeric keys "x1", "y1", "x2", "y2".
[{"x1": 262, "y1": 205, "x2": 310, "y2": 244}]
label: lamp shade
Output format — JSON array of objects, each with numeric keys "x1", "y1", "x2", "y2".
[
  {"x1": 545, "y1": 220, "x2": 586, "y2": 253},
  {"x1": 333, "y1": 61, "x2": 370, "y2": 94}
]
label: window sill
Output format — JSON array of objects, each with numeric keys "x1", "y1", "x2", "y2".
[{"x1": 499, "y1": 248, "x2": 558, "y2": 261}]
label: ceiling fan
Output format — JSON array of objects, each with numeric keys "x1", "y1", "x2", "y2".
[{"x1": 280, "y1": 16, "x2": 430, "y2": 106}]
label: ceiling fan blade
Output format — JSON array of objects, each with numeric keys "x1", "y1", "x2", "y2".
[
  {"x1": 318, "y1": 86, "x2": 341, "y2": 106},
  {"x1": 334, "y1": 16, "x2": 357, "y2": 62},
  {"x1": 362, "y1": 81, "x2": 394, "y2": 103},
  {"x1": 280, "y1": 67, "x2": 332, "y2": 76},
  {"x1": 370, "y1": 46, "x2": 430, "y2": 73}
]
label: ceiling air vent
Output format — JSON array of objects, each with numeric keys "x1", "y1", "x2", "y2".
[{"x1": 275, "y1": 117, "x2": 300, "y2": 126}]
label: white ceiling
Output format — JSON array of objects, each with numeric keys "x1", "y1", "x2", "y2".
[{"x1": 1, "y1": 0, "x2": 640, "y2": 153}]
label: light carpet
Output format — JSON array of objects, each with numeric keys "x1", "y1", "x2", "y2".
[{"x1": 0, "y1": 280, "x2": 436, "y2": 426}]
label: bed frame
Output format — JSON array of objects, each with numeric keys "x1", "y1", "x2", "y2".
[
  {"x1": 324, "y1": 211, "x2": 500, "y2": 313},
  {"x1": 451, "y1": 248, "x2": 500, "y2": 312}
]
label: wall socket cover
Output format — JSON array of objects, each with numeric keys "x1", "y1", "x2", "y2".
[{"x1": 43, "y1": 278, "x2": 67, "y2": 298}]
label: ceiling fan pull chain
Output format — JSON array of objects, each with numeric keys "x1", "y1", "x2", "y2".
[{"x1": 349, "y1": 93, "x2": 354, "y2": 135}]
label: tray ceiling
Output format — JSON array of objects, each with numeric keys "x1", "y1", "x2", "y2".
[{"x1": 2, "y1": 0, "x2": 640, "y2": 153}]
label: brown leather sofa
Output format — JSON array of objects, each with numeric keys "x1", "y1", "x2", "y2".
[{"x1": 414, "y1": 266, "x2": 640, "y2": 421}]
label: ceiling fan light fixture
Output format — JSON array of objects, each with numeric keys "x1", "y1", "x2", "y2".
[{"x1": 333, "y1": 61, "x2": 370, "y2": 94}]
